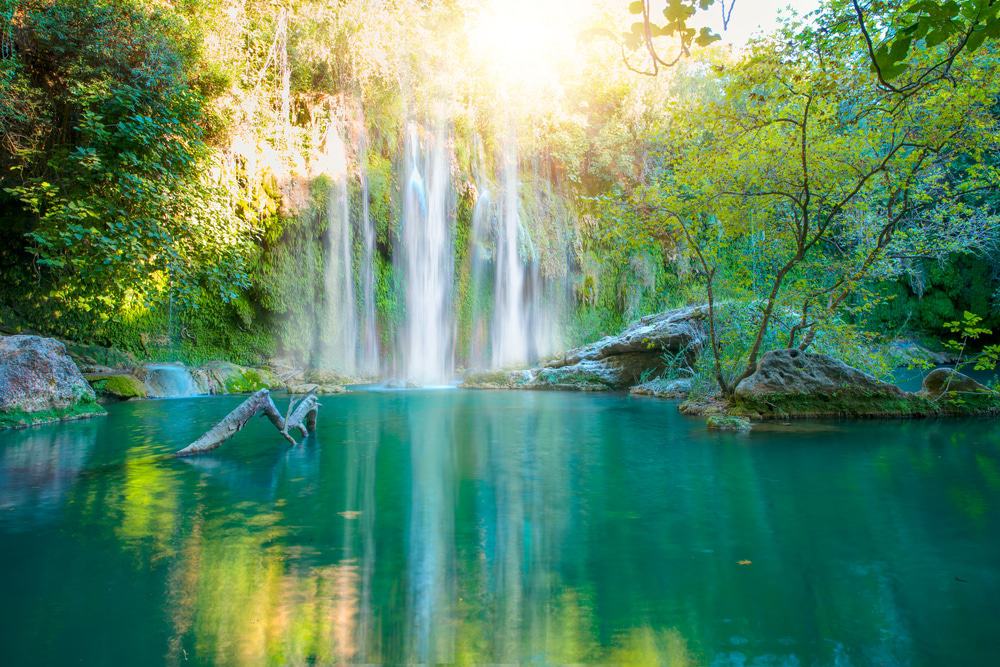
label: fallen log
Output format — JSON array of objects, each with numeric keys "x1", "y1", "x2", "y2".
[{"x1": 175, "y1": 389, "x2": 319, "y2": 457}]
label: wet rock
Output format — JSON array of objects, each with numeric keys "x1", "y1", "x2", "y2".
[
  {"x1": 0, "y1": 335, "x2": 105, "y2": 428},
  {"x1": 288, "y1": 383, "x2": 345, "y2": 395},
  {"x1": 530, "y1": 306, "x2": 706, "y2": 390},
  {"x1": 707, "y1": 415, "x2": 752, "y2": 431},
  {"x1": 889, "y1": 340, "x2": 957, "y2": 367},
  {"x1": 919, "y1": 368, "x2": 993, "y2": 398},
  {"x1": 630, "y1": 377, "x2": 692, "y2": 399},
  {"x1": 731, "y1": 348, "x2": 924, "y2": 418},
  {"x1": 86, "y1": 373, "x2": 147, "y2": 400},
  {"x1": 735, "y1": 348, "x2": 906, "y2": 399}
]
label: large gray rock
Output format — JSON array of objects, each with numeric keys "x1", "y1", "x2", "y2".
[
  {"x1": 0, "y1": 335, "x2": 105, "y2": 427},
  {"x1": 735, "y1": 348, "x2": 906, "y2": 399},
  {"x1": 533, "y1": 306, "x2": 706, "y2": 390},
  {"x1": 919, "y1": 368, "x2": 993, "y2": 398}
]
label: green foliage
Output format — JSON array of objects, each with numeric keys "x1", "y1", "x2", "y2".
[
  {"x1": 943, "y1": 311, "x2": 1000, "y2": 372},
  {"x1": 224, "y1": 368, "x2": 272, "y2": 394},
  {"x1": 91, "y1": 374, "x2": 148, "y2": 399}
]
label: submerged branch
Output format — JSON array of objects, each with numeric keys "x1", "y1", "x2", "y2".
[{"x1": 174, "y1": 389, "x2": 320, "y2": 457}]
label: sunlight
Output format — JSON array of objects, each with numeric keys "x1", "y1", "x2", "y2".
[{"x1": 465, "y1": 0, "x2": 595, "y2": 95}]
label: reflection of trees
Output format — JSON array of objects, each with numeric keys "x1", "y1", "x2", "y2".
[{"x1": 21, "y1": 394, "x2": 998, "y2": 664}]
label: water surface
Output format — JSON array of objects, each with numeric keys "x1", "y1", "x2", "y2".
[{"x1": 2, "y1": 391, "x2": 1000, "y2": 665}]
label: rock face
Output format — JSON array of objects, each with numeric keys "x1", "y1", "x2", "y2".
[
  {"x1": 0, "y1": 335, "x2": 105, "y2": 427},
  {"x1": 630, "y1": 377, "x2": 692, "y2": 399},
  {"x1": 87, "y1": 373, "x2": 148, "y2": 400},
  {"x1": 919, "y1": 368, "x2": 993, "y2": 398},
  {"x1": 730, "y1": 348, "x2": 920, "y2": 418},
  {"x1": 735, "y1": 349, "x2": 906, "y2": 399},
  {"x1": 472, "y1": 306, "x2": 704, "y2": 391}
]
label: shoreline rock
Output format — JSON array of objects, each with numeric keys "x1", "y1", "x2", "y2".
[
  {"x1": 1, "y1": 335, "x2": 106, "y2": 429},
  {"x1": 463, "y1": 305, "x2": 706, "y2": 392}
]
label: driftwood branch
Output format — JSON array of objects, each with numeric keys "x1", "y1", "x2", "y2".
[{"x1": 175, "y1": 389, "x2": 319, "y2": 457}]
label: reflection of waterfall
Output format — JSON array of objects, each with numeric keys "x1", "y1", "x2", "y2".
[
  {"x1": 406, "y1": 397, "x2": 455, "y2": 662},
  {"x1": 321, "y1": 123, "x2": 359, "y2": 375},
  {"x1": 358, "y1": 134, "x2": 380, "y2": 377},
  {"x1": 398, "y1": 123, "x2": 455, "y2": 384}
]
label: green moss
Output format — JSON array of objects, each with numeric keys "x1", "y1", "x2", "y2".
[
  {"x1": 729, "y1": 389, "x2": 1000, "y2": 419},
  {"x1": 0, "y1": 400, "x2": 106, "y2": 430},
  {"x1": 224, "y1": 368, "x2": 273, "y2": 393},
  {"x1": 706, "y1": 415, "x2": 752, "y2": 431},
  {"x1": 91, "y1": 374, "x2": 147, "y2": 399}
]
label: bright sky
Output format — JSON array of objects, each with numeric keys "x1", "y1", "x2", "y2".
[
  {"x1": 709, "y1": 0, "x2": 822, "y2": 47},
  {"x1": 464, "y1": 0, "x2": 823, "y2": 94}
]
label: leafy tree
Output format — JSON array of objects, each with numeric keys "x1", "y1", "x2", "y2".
[{"x1": 640, "y1": 11, "x2": 999, "y2": 395}]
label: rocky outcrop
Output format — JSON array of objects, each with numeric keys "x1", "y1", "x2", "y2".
[
  {"x1": 889, "y1": 340, "x2": 957, "y2": 367},
  {"x1": 731, "y1": 348, "x2": 918, "y2": 418},
  {"x1": 86, "y1": 373, "x2": 148, "y2": 400},
  {"x1": 918, "y1": 368, "x2": 993, "y2": 398},
  {"x1": 288, "y1": 383, "x2": 345, "y2": 395},
  {"x1": 707, "y1": 415, "x2": 752, "y2": 431},
  {"x1": 464, "y1": 305, "x2": 706, "y2": 391},
  {"x1": 630, "y1": 377, "x2": 692, "y2": 399},
  {"x1": 735, "y1": 348, "x2": 907, "y2": 399},
  {"x1": 0, "y1": 335, "x2": 106, "y2": 428}
]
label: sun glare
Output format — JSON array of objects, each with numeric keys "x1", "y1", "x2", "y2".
[{"x1": 465, "y1": 0, "x2": 596, "y2": 96}]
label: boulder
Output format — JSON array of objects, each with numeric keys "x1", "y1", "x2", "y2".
[
  {"x1": 0, "y1": 335, "x2": 105, "y2": 428},
  {"x1": 919, "y1": 368, "x2": 993, "y2": 398},
  {"x1": 197, "y1": 361, "x2": 278, "y2": 394},
  {"x1": 735, "y1": 349, "x2": 906, "y2": 399},
  {"x1": 87, "y1": 373, "x2": 147, "y2": 400},
  {"x1": 732, "y1": 348, "x2": 917, "y2": 417},
  {"x1": 707, "y1": 415, "x2": 752, "y2": 432},
  {"x1": 288, "y1": 383, "x2": 345, "y2": 395},
  {"x1": 630, "y1": 377, "x2": 692, "y2": 399},
  {"x1": 531, "y1": 306, "x2": 706, "y2": 390}
]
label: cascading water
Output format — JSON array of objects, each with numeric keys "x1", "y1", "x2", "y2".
[
  {"x1": 398, "y1": 123, "x2": 455, "y2": 385},
  {"x1": 143, "y1": 364, "x2": 198, "y2": 398},
  {"x1": 320, "y1": 123, "x2": 359, "y2": 375},
  {"x1": 491, "y1": 137, "x2": 529, "y2": 368},
  {"x1": 358, "y1": 133, "x2": 380, "y2": 377}
]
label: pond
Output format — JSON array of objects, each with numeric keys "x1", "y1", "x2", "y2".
[{"x1": 1, "y1": 390, "x2": 1000, "y2": 665}]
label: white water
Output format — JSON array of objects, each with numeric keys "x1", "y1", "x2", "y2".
[
  {"x1": 320, "y1": 123, "x2": 359, "y2": 376},
  {"x1": 398, "y1": 123, "x2": 455, "y2": 384},
  {"x1": 491, "y1": 138, "x2": 529, "y2": 368},
  {"x1": 358, "y1": 133, "x2": 380, "y2": 377},
  {"x1": 144, "y1": 364, "x2": 198, "y2": 398}
]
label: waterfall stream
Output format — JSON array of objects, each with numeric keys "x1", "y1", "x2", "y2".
[
  {"x1": 320, "y1": 123, "x2": 359, "y2": 376},
  {"x1": 315, "y1": 120, "x2": 570, "y2": 385},
  {"x1": 398, "y1": 123, "x2": 455, "y2": 385}
]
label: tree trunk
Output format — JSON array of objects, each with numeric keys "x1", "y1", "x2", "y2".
[{"x1": 175, "y1": 389, "x2": 319, "y2": 457}]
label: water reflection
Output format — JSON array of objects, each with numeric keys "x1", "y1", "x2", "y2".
[
  {"x1": 2, "y1": 394, "x2": 1000, "y2": 665},
  {"x1": 0, "y1": 418, "x2": 96, "y2": 529}
]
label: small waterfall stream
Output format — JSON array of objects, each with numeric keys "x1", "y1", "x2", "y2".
[
  {"x1": 358, "y1": 133, "x2": 380, "y2": 377},
  {"x1": 320, "y1": 123, "x2": 359, "y2": 376},
  {"x1": 491, "y1": 136, "x2": 528, "y2": 368}
]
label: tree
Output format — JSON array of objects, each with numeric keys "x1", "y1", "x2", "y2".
[{"x1": 640, "y1": 13, "x2": 999, "y2": 395}]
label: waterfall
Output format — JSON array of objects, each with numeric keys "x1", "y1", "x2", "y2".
[
  {"x1": 468, "y1": 135, "x2": 493, "y2": 371},
  {"x1": 358, "y1": 133, "x2": 380, "y2": 377},
  {"x1": 143, "y1": 364, "x2": 198, "y2": 398},
  {"x1": 491, "y1": 138, "x2": 529, "y2": 368},
  {"x1": 398, "y1": 122, "x2": 455, "y2": 385},
  {"x1": 320, "y1": 123, "x2": 359, "y2": 376}
]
